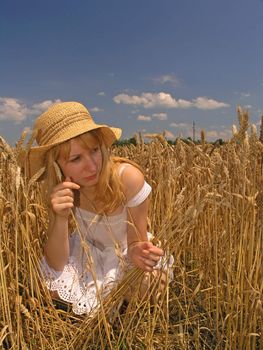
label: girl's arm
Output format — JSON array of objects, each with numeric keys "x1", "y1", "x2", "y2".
[
  {"x1": 44, "y1": 214, "x2": 70, "y2": 271},
  {"x1": 44, "y1": 177, "x2": 80, "y2": 271},
  {"x1": 121, "y1": 165, "x2": 163, "y2": 272}
]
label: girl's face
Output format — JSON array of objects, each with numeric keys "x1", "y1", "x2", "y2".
[{"x1": 57, "y1": 137, "x2": 103, "y2": 188}]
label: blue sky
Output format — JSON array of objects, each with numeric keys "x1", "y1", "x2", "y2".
[{"x1": 1, "y1": 0, "x2": 263, "y2": 144}]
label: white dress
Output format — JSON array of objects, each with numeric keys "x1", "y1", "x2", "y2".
[{"x1": 41, "y1": 174, "x2": 173, "y2": 315}]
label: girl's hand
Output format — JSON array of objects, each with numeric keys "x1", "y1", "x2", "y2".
[
  {"x1": 128, "y1": 241, "x2": 164, "y2": 272},
  {"x1": 50, "y1": 177, "x2": 80, "y2": 218}
]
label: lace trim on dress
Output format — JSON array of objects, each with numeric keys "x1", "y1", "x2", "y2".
[
  {"x1": 125, "y1": 181, "x2": 152, "y2": 207},
  {"x1": 40, "y1": 231, "x2": 174, "y2": 315},
  {"x1": 41, "y1": 247, "x2": 129, "y2": 315}
]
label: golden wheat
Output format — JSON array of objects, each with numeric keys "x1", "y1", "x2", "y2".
[{"x1": 0, "y1": 109, "x2": 262, "y2": 349}]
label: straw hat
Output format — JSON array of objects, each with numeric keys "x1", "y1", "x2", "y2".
[{"x1": 26, "y1": 101, "x2": 122, "y2": 178}]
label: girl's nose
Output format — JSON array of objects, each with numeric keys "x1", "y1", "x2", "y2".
[{"x1": 84, "y1": 155, "x2": 97, "y2": 172}]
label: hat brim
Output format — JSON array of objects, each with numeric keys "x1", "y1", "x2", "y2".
[{"x1": 24, "y1": 124, "x2": 122, "y2": 179}]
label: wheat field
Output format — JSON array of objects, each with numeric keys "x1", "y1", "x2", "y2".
[{"x1": 0, "y1": 109, "x2": 262, "y2": 349}]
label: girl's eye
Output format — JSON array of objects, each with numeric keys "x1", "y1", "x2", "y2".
[
  {"x1": 91, "y1": 147, "x2": 99, "y2": 154},
  {"x1": 70, "y1": 156, "x2": 80, "y2": 162}
]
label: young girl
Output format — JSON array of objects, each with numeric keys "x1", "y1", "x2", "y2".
[{"x1": 27, "y1": 101, "x2": 172, "y2": 315}]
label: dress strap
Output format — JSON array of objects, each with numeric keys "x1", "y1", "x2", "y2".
[{"x1": 126, "y1": 181, "x2": 152, "y2": 207}]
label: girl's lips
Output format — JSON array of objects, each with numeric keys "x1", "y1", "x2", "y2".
[{"x1": 84, "y1": 174, "x2": 97, "y2": 181}]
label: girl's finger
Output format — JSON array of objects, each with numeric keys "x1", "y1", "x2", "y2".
[
  {"x1": 148, "y1": 253, "x2": 161, "y2": 261},
  {"x1": 140, "y1": 256, "x2": 157, "y2": 267},
  {"x1": 53, "y1": 181, "x2": 80, "y2": 193},
  {"x1": 140, "y1": 241, "x2": 154, "y2": 250},
  {"x1": 52, "y1": 196, "x2": 74, "y2": 205},
  {"x1": 62, "y1": 181, "x2": 80, "y2": 190},
  {"x1": 56, "y1": 188, "x2": 74, "y2": 198},
  {"x1": 54, "y1": 202, "x2": 74, "y2": 211},
  {"x1": 149, "y1": 246, "x2": 164, "y2": 256},
  {"x1": 142, "y1": 250, "x2": 161, "y2": 261}
]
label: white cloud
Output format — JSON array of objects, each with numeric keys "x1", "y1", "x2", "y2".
[
  {"x1": 114, "y1": 92, "x2": 190, "y2": 109},
  {"x1": 137, "y1": 115, "x2": 152, "y2": 121},
  {"x1": 193, "y1": 97, "x2": 229, "y2": 109},
  {"x1": 0, "y1": 97, "x2": 62, "y2": 123},
  {"x1": 0, "y1": 97, "x2": 29, "y2": 122},
  {"x1": 98, "y1": 92, "x2": 106, "y2": 96},
  {"x1": 31, "y1": 99, "x2": 61, "y2": 112},
  {"x1": 206, "y1": 130, "x2": 219, "y2": 138},
  {"x1": 136, "y1": 112, "x2": 167, "y2": 122},
  {"x1": 114, "y1": 93, "x2": 149, "y2": 107},
  {"x1": 153, "y1": 74, "x2": 180, "y2": 86},
  {"x1": 177, "y1": 99, "x2": 193, "y2": 108},
  {"x1": 113, "y1": 92, "x2": 229, "y2": 110},
  {"x1": 163, "y1": 129, "x2": 175, "y2": 139},
  {"x1": 22, "y1": 126, "x2": 32, "y2": 133},
  {"x1": 234, "y1": 91, "x2": 251, "y2": 98},
  {"x1": 90, "y1": 107, "x2": 104, "y2": 112},
  {"x1": 206, "y1": 128, "x2": 232, "y2": 140},
  {"x1": 170, "y1": 122, "x2": 193, "y2": 138},
  {"x1": 170, "y1": 121, "x2": 234, "y2": 141},
  {"x1": 170, "y1": 122, "x2": 189, "y2": 128},
  {"x1": 241, "y1": 92, "x2": 251, "y2": 97},
  {"x1": 152, "y1": 112, "x2": 167, "y2": 120}
]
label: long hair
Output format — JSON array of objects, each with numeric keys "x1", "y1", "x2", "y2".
[{"x1": 42, "y1": 129, "x2": 142, "y2": 215}]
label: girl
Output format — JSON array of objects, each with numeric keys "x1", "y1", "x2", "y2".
[{"x1": 27, "y1": 101, "x2": 171, "y2": 315}]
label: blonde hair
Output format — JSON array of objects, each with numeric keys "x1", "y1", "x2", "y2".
[{"x1": 43, "y1": 129, "x2": 142, "y2": 215}]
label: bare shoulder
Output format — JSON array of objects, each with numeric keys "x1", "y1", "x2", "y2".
[{"x1": 118, "y1": 163, "x2": 145, "y2": 201}]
